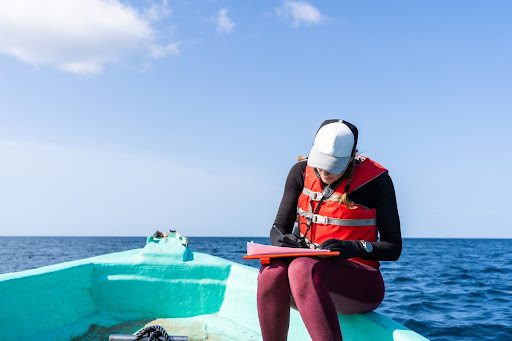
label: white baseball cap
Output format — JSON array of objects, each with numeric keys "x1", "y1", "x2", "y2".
[{"x1": 307, "y1": 120, "x2": 357, "y2": 174}]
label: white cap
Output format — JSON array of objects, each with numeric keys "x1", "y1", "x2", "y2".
[{"x1": 307, "y1": 121, "x2": 355, "y2": 174}]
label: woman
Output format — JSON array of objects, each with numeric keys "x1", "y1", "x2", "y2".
[{"x1": 257, "y1": 119, "x2": 402, "y2": 341}]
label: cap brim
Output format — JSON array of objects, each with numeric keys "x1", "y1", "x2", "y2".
[{"x1": 307, "y1": 146, "x2": 350, "y2": 175}]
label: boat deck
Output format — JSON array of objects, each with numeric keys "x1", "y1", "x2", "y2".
[{"x1": 74, "y1": 314, "x2": 261, "y2": 340}]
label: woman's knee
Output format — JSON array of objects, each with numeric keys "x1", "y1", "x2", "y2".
[
  {"x1": 288, "y1": 257, "x2": 321, "y2": 292},
  {"x1": 257, "y1": 260, "x2": 290, "y2": 294}
]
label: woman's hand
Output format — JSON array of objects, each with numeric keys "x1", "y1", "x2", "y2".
[
  {"x1": 319, "y1": 239, "x2": 362, "y2": 259},
  {"x1": 271, "y1": 225, "x2": 308, "y2": 248},
  {"x1": 276, "y1": 234, "x2": 303, "y2": 248}
]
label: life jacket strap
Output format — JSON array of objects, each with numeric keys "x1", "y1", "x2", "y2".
[
  {"x1": 302, "y1": 188, "x2": 344, "y2": 202},
  {"x1": 302, "y1": 187, "x2": 324, "y2": 201},
  {"x1": 297, "y1": 207, "x2": 376, "y2": 226}
]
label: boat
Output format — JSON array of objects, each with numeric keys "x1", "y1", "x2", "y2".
[{"x1": 0, "y1": 232, "x2": 429, "y2": 340}]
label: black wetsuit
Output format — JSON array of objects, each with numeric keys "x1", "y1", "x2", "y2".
[{"x1": 271, "y1": 160, "x2": 402, "y2": 261}]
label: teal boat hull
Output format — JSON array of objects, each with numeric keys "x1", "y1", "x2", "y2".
[{"x1": 0, "y1": 235, "x2": 428, "y2": 340}]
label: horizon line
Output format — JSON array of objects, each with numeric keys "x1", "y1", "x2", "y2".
[{"x1": 1, "y1": 235, "x2": 511, "y2": 239}]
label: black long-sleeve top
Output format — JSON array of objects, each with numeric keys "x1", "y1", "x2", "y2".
[{"x1": 272, "y1": 160, "x2": 402, "y2": 261}]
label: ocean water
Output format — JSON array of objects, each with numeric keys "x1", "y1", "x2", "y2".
[{"x1": 0, "y1": 237, "x2": 511, "y2": 340}]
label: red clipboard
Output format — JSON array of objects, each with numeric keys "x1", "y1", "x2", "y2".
[{"x1": 243, "y1": 251, "x2": 340, "y2": 265}]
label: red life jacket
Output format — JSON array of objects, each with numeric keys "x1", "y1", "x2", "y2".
[{"x1": 297, "y1": 156, "x2": 387, "y2": 269}]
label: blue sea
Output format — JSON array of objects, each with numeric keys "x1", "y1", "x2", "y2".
[{"x1": 0, "y1": 237, "x2": 511, "y2": 340}]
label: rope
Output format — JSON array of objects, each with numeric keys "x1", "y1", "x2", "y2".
[{"x1": 134, "y1": 325, "x2": 173, "y2": 341}]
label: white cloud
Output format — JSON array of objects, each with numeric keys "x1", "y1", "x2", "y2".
[
  {"x1": 276, "y1": 1, "x2": 324, "y2": 27},
  {"x1": 148, "y1": 42, "x2": 180, "y2": 59},
  {"x1": 0, "y1": 0, "x2": 177, "y2": 75},
  {"x1": 144, "y1": 0, "x2": 172, "y2": 22},
  {"x1": 217, "y1": 8, "x2": 235, "y2": 34}
]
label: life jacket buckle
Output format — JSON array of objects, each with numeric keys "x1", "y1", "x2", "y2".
[
  {"x1": 311, "y1": 192, "x2": 322, "y2": 201},
  {"x1": 312, "y1": 215, "x2": 328, "y2": 224}
]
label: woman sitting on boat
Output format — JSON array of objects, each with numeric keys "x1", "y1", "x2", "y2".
[{"x1": 257, "y1": 119, "x2": 402, "y2": 341}]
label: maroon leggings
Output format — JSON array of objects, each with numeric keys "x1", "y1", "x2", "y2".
[{"x1": 257, "y1": 257, "x2": 384, "y2": 341}]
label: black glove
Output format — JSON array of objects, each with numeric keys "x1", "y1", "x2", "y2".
[
  {"x1": 276, "y1": 233, "x2": 304, "y2": 248},
  {"x1": 319, "y1": 239, "x2": 363, "y2": 259},
  {"x1": 271, "y1": 225, "x2": 303, "y2": 248}
]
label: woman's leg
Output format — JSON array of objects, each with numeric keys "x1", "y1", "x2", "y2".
[
  {"x1": 288, "y1": 257, "x2": 384, "y2": 341},
  {"x1": 257, "y1": 259, "x2": 292, "y2": 341}
]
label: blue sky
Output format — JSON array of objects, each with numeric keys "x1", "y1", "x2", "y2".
[{"x1": 0, "y1": 1, "x2": 511, "y2": 237}]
